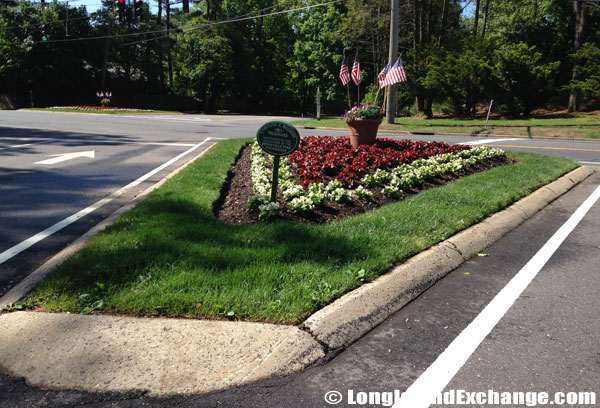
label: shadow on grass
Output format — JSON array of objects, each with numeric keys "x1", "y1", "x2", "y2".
[{"x1": 39, "y1": 193, "x2": 371, "y2": 321}]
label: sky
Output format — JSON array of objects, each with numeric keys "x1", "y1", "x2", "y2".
[
  {"x1": 63, "y1": 0, "x2": 475, "y2": 17},
  {"x1": 64, "y1": 0, "x2": 171, "y2": 15}
]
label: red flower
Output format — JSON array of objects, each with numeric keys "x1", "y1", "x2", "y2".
[{"x1": 288, "y1": 137, "x2": 469, "y2": 187}]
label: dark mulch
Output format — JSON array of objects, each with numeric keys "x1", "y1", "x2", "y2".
[{"x1": 215, "y1": 142, "x2": 514, "y2": 225}]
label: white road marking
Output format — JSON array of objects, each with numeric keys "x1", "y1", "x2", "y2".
[
  {"x1": 0, "y1": 138, "x2": 212, "y2": 266},
  {"x1": 0, "y1": 136, "x2": 196, "y2": 147},
  {"x1": 394, "y1": 183, "x2": 600, "y2": 408},
  {"x1": 580, "y1": 161, "x2": 600, "y2": 166},
  {"x1": 118, "y1": 115, "x2": 212, "y2": 122},
  {"x1": 0, "y1": 140, "x2": 53, "y2": 151},
  {"x1": 34, "y1": 150, "x2": 95, "y2": 165},
  {"x1": 458, "y1": 138, "x2": 518, "y2": 146},
  {"x1": 42, "y1": 137, "x2": 198, "y2": 147}
]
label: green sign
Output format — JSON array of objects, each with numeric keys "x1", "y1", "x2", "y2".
[{"x1": 256, "y1": 121, "x2": 300, "y2": 156}]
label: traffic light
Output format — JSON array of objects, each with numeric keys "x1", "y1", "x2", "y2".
[
  {"x1": 41, "y1": 24, "x2": 48, "y2": 41},
  {"x1": 134, "y1": 0, "x2": 143, "y2": 21},
  {"x1": 117, "y1": 0, "x2": 124, "y2": 20}
]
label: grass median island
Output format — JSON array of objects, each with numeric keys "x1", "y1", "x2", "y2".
[
  {"x1": 296, "y1": 115, "x2": 600, "y2": 139},
  {"x1": 25, "y1": 138, "x2": 579, "y2": 322}
]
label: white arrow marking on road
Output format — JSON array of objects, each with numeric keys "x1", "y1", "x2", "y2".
[
  {"x1": 457, "y1": 138, "x2": 518, "y2": 146},
  {"x1": 34, "y1": 151, "x2": 95, "y2": 165}
]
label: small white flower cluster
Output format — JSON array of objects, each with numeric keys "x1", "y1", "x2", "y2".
[
  {"x1": 249, "y1": 143, "x2": 281, "y2": 220},
  {"x1": 248, "y1": 142, "x2": 505, "y2": 219},
  {"x1": 250, "y1": 143, "x2": 272, "y2": 197},
  {"x1": 258, "y1": 202, "x2": 282, "y2": 221},
  {"x1": 362, "y1": 147, "x2": 506, "y2": 198},
  {"x1": 354, "y1": 185, "x2": 374, "y2": 201}
]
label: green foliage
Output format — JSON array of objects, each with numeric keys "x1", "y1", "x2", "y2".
[
  {"x1": 492, "y1": 42, "x2": 560, "y2": 115},
  {"x1": 567, "y1": 42, "x2": 600, "y2": 105},
  {"x1": 287, "y1": 5, "x2": 344, "y2": 113},
  {"x1": 0, "y1": 0, "x2": 595, "y2": 114},
  {"x1": 174, "y1": 23, "x2": 234, "y2": 110}
]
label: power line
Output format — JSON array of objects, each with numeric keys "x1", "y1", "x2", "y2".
[
  {"x1": 124, "y1": 0, "x2": 331, "y2": 46},
  {"x1": 19, "y1": 0, "x2": 343, "y2": 45}
]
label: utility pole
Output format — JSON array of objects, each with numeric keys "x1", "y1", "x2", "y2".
[
  {"x1": 166, "y1": 0, "x2": 174, "y2": 89},
  {"x1": 386, "y1": 0, "x2": 399, "y2": 124}
]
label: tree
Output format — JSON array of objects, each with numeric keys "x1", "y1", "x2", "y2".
[
  {"x1": 288, "y1": 5, "x2": 344, "y2": 113},
  {"x1": 566, "y1": 42, "x2": 600, "y2": 108},
  {"x1": 492, "y1": 42, "x2": 559, "y2": 115},
  {"x1": 174, "y1": 23, "x2": 234, "y2": 112}
]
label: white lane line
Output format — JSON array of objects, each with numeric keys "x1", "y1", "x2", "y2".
[
  {"x1": 394, "y1": 183, "x2": 600, "y2": 408},
  {"x1": 0, "y1": 138, "x2": 212, "y2": 266},
  {"x1": 44, "y1": 137, "x2": 197, "y2": 147},
  {"x1": 1, "y1": 136, "x2": 196, "y2": 147},
  {"x1": 118, "y1": 115, "x2": 212, "y2": 122},
  {"x1": 0, "y1": 140, "x2": 53, "y2": 151},
  {"x1": 580, "y1": 161, "x2": 600, "y2": 165},
  {"x1": 458, "y1": 138, "x2": 518, "y2": 146}
]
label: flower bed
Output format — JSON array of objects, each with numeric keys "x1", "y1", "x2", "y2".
[
  {"x1": 288, "y1": 136, "x2": 470, "y2": 187},
  {"x1": 244, "y1": 136, "x2": 507, "y2": 222}
]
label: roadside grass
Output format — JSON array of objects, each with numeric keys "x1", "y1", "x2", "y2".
[
  {"x1": 22, "y1": 107, "x2": 179, "y2": 115},
  {"x1": 26, "y1": 139, "x2": 579, "y2": 323},
  {"x1": 295, "y1": 116, "x2": 600, "y2": 139}
]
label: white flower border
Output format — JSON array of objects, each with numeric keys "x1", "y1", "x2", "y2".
[{"x1": 249, "y1": 141, "x2": 506, "y2": 218}]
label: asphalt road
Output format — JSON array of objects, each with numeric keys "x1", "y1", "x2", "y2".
[{"x1": 1, "y1": 110, "x2": 599, "y2": 407}]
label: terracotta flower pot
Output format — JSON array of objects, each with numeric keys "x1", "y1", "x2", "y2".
[{"x1": 346, "y1": 118, "x2": 382, "y2": 148}]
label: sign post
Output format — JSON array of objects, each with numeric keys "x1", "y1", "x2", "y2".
[
  {"x1": 256, "y1": 121, "x2": 300, "y2": 203},
  {"x1": 485, "y1": 99, "x2": 494, "y2": 129},
  {"x1": 316, "y1": 86, "x2": 321, "y2": 121}
]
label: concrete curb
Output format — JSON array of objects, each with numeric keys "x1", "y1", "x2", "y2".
[
  {"x1": 0, "y1": 142, "x2": 217, "y2": 310},
  {"x1": 303, "y1": 166, "x2": 594, "y2": 350}
]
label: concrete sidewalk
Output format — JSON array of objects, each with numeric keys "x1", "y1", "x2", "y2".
[{"x1": 0, "y1": 167, "x2": 593, "y2": 398}]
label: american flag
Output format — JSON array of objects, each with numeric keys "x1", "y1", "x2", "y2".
[
  {"x1": 383, "y1": 57, "x2": 407, "y2": 86},
  {"x1": 377, "y1": 64, "x2": 389, "y2": 89},
  {"x1": 339, "y1": 56, "x2": 350, "y2": 86},
  {"x1": 351, "y1": 54, "x2": 361, "y2": 85}
]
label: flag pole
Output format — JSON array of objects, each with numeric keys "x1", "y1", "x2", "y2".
[
  {"x1": 356, "y1": 49, "x2": 360, "y2": 103},
  {"x1": 347, "y1": 84, "x2": 351, "y2": 109},
  {"x1": 383, "y1": 86, "x2": 388, "y2": 113}
]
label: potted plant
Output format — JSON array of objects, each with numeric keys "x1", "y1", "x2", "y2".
[{"x1": 342, "y1": 104, "x2": 384, "y2": 148}]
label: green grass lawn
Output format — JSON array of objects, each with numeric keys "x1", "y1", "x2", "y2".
[
  {"x1": 25, "y1": 139, "x2": 579, "y2": 323},
  {"x1": 296, "y1": 116, "x2": 600, "y2": 139},
  {"x1": 23, "y1": 107, "x2": 179, "y2": 115}
]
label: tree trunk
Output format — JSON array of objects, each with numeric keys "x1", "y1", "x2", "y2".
[
  {"x1": 473, "y1": 0, "x2": 480, "y2": 37},
  {"x1": 415, "y1": 95, "x2": 425, "y2": 116},
  {"x1": 481, "y1": 0, "x2": 490, "y2": 39},
  {"x1": 412, "y1": 0, "x2": 419, "y2": 49},
  {"x1": 424, "y1": 96, "x2": 432, "y2": 118},
  {"x1": 568, "y1": 1, "x2": 586, "y2": 112},
  {"x1": 426, "y1": 0, "x2": 433, "y2": 44},
  {"x1": 419, "y1": 0, "x2": 424, "y2": 45},
  {"x1": 182, "y1": 0, "x2": 189, "y2": 13},
  {"x1": 157, "y1": 0, "x2": 162, "y2": 24},
  {"x1": 438, "y1": 0, "x2": 448, "y2": 46}
]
